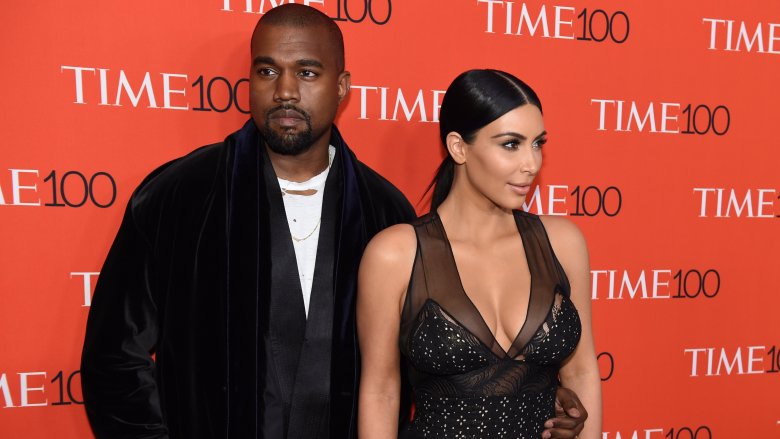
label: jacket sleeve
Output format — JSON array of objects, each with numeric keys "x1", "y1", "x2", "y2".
[{"x1": 80, "y1": 193, "x2": 169, "y2": 439}]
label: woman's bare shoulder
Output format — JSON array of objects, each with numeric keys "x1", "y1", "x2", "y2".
[
  {"x1": 365, "y1": 223, "x2": 417, "y2": 258},
  {"x1": 359, "y1": 223, "x2": 418, "y2": 305},
  {"x1": 361, "y1": 223, "x2": 417, "y2": 277}
]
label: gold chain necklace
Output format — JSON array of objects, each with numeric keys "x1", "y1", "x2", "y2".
[
  {"x1": 280, "y1": 146, "x2": 334, "y2": 243},
  {"x1": 291, "y1": 217, "x2": 321, "y2": 242}
]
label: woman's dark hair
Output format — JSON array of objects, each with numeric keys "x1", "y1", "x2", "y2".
[{"x1": 428, "y1": 69, "x2": 542, "y2": 211}]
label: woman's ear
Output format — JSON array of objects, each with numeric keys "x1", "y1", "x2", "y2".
[{"x1": 446, "y1": 132, "x2": 467, "y2": 165}]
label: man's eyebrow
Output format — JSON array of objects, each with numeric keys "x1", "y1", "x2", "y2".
[
  {"x1": 251, "y1": 57, "x2": 324, "y2": 69},
  {"x1": 253, "y1": 56, "x2": 275, "y2": 66},
  {"x1": 297, "y1": 59, "x2": 324, "y2": 68}
]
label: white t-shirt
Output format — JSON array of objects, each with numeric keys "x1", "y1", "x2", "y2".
[{"x1": 277, "y1": 146, "x2": 335, "y2": 317}]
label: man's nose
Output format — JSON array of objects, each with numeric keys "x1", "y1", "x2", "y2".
[{"x1": 274, "y1": 72, "x2": 300, "y2": 102}]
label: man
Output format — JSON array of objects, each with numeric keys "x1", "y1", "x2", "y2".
[{"x1": 81, "y1": 4, "x2": 587, "y2": 439}]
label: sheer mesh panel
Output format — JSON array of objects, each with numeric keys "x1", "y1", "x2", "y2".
[{"x1": 398, "y1": 211, "x2": 582, "y2": 439}]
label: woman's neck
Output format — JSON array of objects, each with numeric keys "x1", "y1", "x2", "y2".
[{"x1": 436, "y1": 174, "x2": 517, "y2": 245}]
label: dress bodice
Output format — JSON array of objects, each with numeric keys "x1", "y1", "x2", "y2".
[{"x1": 399, "y1": 211, "x2": 582, "y2": 439}]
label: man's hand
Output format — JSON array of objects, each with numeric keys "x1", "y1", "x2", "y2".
[{"x1": 541, "y1": 387, "x2": 588, "y2": 439}]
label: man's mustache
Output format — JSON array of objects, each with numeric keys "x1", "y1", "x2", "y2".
[{"x1": 267, "y1": 105, "x2": 311, "y2": 122}]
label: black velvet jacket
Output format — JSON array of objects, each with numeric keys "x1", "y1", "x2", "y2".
[{"x1": 81, "y1": 121, "x2": 415, "y2": 439}]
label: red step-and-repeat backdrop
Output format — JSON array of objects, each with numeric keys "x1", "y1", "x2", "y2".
[{"x1": 2, "y1": 1, "x2": 779, "y2": 437}]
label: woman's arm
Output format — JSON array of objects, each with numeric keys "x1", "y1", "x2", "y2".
[
  {"x1": 357, "y1": 224, "x2": 417, "y2": 439},
  {"x1": 541, "y1": 216, "x2": 603, "y2": 439}
]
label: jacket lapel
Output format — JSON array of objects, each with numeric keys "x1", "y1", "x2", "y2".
[
  {"x1": 225, "y1": 121, "x2": 262, "y2": 438},
  {"x1": 261, "y1": 146, "x2": 307, "y2": 409},
  {"x1": 285, "y1": 143, "x2": 342, "y2": 439},
  {"x1": 328, "y1": 128, "x2": 367, "y2": 439}
]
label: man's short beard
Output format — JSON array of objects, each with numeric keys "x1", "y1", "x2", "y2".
[{"x1": 261, "y1": 107, "x2": 314, "y2": 156}]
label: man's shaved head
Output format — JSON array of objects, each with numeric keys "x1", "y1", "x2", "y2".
[
  {"x1": 252, "y1": 4, "x2": 345, "y2": 71},
  {"x1": 248, "y1": 3, "x2": 352, "y2": 160}
]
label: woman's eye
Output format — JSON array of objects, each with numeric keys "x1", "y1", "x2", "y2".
[
  {"x1": 502, "y1": 141, "x2": 520, "y2": 150},
  {"x1": 533, "y1": 139, "x2": 547, "y2": 149}
]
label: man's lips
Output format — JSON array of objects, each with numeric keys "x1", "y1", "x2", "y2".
[
  {"x1": 269, "y1": 109, "x2": 305, "y2": 127},
  {"x1": 508, "y1": 182, "x2": 532, "y2": 196}
]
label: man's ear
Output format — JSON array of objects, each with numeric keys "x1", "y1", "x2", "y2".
[
  {"x1": 338, "y1": 71, "x2": 351, "y2": 102},
  {"x1": 446, "y1": 132, "x2": 467, "y2": 165}
]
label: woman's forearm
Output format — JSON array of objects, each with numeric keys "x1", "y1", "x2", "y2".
[
  {"x1": 358, "y1": 388, "x2": 401, "y2": 439},
  {"x1": 560, "y1": 367, "x2": 602, "y2": 439}
]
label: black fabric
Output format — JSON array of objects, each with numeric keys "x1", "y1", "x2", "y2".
[
  {"x1": 271, "y1": 143, "x2": 340, "y2": 439},
  {"x1": 259, "y1": 139, "x2": 307, "y2": 438},
  {"x1": 398, "y1": 211, "x2": 582, "y2": 439},
  {"x1": 253, "y1": 140, "x2": 340, "y2": 439},
  {"x1": 81, "y1": 119, "x2": 415, "y2": 439},
  {"x1": 226, "y1": 118, "x2": 264, "y2": 439}
]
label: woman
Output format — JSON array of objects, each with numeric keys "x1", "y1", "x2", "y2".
[{"x1": 356, "y1": 69, "x2": 602, "y2": 439}]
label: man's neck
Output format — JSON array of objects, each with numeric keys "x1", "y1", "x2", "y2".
[{"x1": 266, "y1": 140, "x2": 331, "y2": 183}]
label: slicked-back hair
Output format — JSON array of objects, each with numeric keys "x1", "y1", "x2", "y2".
[
  {"x1": 429, "y1": 69, "x2": 542, "y2": 210},
  {"x1": 252, "y1": 4, "x2": 345, "y2": 71}
]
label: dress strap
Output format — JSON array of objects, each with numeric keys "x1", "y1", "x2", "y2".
[
  {"x1": 510, "y1": 211, "x2": 571, "y2": 357},
  {"x1": 406, "y1": 213, "x2": 463, "y2": 308},
  {"x1": 404, "y1": 212, "x2": 507, "y2": 358},
  {"x1": 513, "y1": 211, "x2": 571, "y2": 296},
  {"x1": 401, "y1": 213, "x2": 452, "y2": 354}
]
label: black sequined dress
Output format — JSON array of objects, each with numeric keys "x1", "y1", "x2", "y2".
[{"x1": 399, "y1": 211, "x2": 582, "y2": 439}]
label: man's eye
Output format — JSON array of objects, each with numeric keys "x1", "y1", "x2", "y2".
[
  {"x1": 299, "y1": 70, "x2": 318, "y2": 78},
  {"x1": 257, "y1": 68, "x2": 276, "y2": 76}
]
